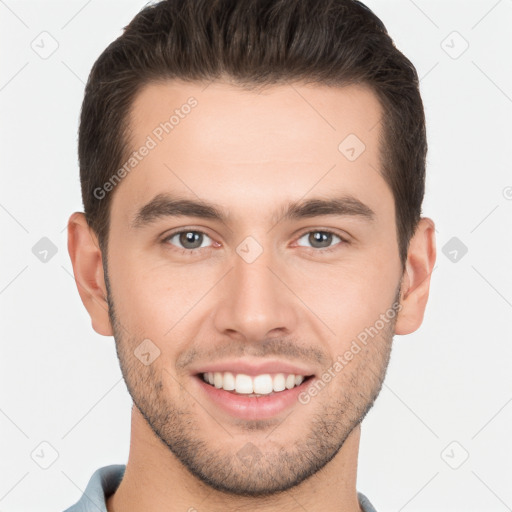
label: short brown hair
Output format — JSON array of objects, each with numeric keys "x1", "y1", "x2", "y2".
[{"x1": 79, "y1": 0, "x2": 427, "y2": 265}]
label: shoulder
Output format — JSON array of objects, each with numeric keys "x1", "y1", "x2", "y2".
[
  {"x1": 358, "y1": 491, "x2": 378, "y2": 512},
  {"x1": 62, "y1": 464, "x2": 125, "y2": 512}
]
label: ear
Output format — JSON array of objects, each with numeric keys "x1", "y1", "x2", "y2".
[
  {"x1": 395, "y1": 217, "x2": 436, "y2": 335},
  {"x1": 67, "y1": 212, "x2": 113, "y2": 336}
]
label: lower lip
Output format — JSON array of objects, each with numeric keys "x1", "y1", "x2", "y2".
[{"x1": 194, "y1": 375, "x2": 313, "y2": 421}]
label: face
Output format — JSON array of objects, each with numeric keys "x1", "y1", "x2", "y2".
[{"x1": 103, "y1": 80, "x2": 404, "y2": 495}]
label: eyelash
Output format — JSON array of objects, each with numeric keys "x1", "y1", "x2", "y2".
[{"x1": 161, "y1": 228, "x2": 349, "y2": 256}]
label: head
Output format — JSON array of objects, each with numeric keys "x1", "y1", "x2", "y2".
[{"x1": 68, "y1": 0, "x2": 435, "y2": 498}]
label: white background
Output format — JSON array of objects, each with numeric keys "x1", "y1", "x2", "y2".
[{"x1": 1, "y1": 0, "x2": 511, "y2": 511}]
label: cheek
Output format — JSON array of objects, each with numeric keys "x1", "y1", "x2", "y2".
[
  {"x1": 283, "y1": 258, "x2": 401, "y2": 356},
  {"x1": 108, "y1": 252, "x2": 216, "y2": 338},
  {"x1": 108, "y1": 228, "x2": 401, "y2": 350}
]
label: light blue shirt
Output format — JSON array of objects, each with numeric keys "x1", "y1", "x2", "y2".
[{"x1": 63, "y1": 464, "x2": 378, "y2": 512}]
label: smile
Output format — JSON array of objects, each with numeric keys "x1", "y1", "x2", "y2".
[
  {"x1": 201, "y1": 371, "x2": 309, "y2": 396},
  {"x1": 194, "y1": 371, "x2": 315, "y2": 421}
]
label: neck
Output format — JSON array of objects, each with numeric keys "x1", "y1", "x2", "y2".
[{"x1": 107, "y1": 406, "x2": 363, "y2": 512}]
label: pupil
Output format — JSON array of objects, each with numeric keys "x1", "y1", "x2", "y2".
[
  {"x1": 180, "y1": 231, "x2": 202, "y2": 249},
  {"x1": 309, "y1": 231, "x2": 331, "y2": 248}
]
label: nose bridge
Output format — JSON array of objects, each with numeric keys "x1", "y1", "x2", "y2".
[
  {"x1": 212, "y1": 241, "x2": 298, "y2": 341},
  {"x1": 235, "y1": 250, "x2": 276, "y2": 306}
]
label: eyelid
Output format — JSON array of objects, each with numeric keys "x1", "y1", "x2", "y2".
[
  {"x1": 294, "y1": 227, "x2": 350, "y2": 243},
  {"x1": 293, "y1": 228, "x2": 349, "y2": 252},
  {"x1": 160, "y1": 227, "x2": 350, "y2": 254},
  {"x1": 161, "y1": 227, "x2": 217, "y2": 248}
]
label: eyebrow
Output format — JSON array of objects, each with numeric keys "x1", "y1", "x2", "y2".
[{"x1": 130, "y1": 192, "x2": 375, "y2": 229}]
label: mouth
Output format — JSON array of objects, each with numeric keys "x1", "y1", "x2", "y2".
[
  {"x1": 193, "y1": 370, "x2": 315, "y2": 421},
  {"x1": 198, "y1": 371, "x2": 314, "y2": 396}
]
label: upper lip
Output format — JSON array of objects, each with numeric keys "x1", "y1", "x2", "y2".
[{"x1": 192, "y1": 359, "x2": 316, "y2": 377}]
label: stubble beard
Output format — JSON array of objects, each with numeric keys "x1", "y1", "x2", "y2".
[{"x1": 105, "y1": 269, "x2": 398, "y2": 497}]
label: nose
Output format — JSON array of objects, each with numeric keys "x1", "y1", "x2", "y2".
[{"x1": 212, "y1": 245, "x2": 299, "y2": 343}]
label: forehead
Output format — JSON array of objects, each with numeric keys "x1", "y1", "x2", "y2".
[
  {"x1": 112, "y1": 79, "x2": 389, "y2": 224},
  {"x1": 129, "y1": 79, "x2": 383, "y2": 158}
]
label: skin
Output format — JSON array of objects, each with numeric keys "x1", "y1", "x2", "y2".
[{"x1": 68, "y1": 80, "x2": 436, "y2": 512}]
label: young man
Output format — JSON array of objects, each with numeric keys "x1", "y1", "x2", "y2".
[{"x1": 65, "y1": 0, "x2": 436, "y2": 510}]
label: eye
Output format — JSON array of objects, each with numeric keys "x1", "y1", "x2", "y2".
[
  {"x1": 163, "y1": 230, "x2": 214, "y2": 250},
  {"x1": 296, "y1": 230, "x2": 345, "y2": 250}
]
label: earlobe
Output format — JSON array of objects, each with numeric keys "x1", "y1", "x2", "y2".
[
  {"x1": 395, "y1": 217, "x2": 436, "y2": 335},
  {"x1": 67, "y1": 212, "x2": 113, "y2": 336}
]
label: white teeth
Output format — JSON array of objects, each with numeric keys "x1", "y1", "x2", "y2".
[
  {"x1": 235, "y1": 374, "x2": 253, "y2": 394},
  {"x1": 223, "y1": 371, "x2": 235, "y2": 391},
  {"x1": 253, "y1": 374, "x2": 273, "y2": 394},
  {"x1": 273, "y1": 373, "x2": 286, "y2": 392},
  {"x1": 202, "y1": 371, "x2": 308, "y2": 394}
]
